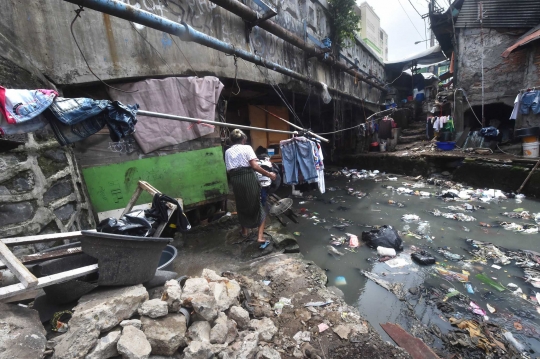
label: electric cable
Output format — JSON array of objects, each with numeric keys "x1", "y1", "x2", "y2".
[
  {"x1": 317, "y1": 108, "x2": 396, "y2": 135},
  {"x1": 168, "y1": 34, "x2": 199, "y2": 77},
  {"x1": 70, "y1": 6, "x2": 137, "y2": 93},
  {"x1": 397, "y1": 0, "x2": 426, "y2": 40}
]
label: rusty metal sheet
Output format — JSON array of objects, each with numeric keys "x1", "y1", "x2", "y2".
[
  {"x1": 502, "y1": 28, "x2": 540, "y2": 58},
  {"x1": 380, "y1": 323, "x2": 440, "y2": 359}
]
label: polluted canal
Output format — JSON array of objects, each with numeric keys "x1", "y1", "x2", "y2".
[{"x1": 286, "y1": 169, "x2": 540, "y2": 357}]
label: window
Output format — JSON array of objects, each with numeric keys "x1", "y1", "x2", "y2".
[{"x1": 380, "y1": 30, "x2": 383, "y2": 39}]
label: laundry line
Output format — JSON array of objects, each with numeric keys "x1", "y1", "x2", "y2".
[{"x1": 136, "y1": 110, "x2": 329, "y2": 142}]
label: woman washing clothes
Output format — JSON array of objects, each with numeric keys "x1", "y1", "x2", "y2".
[{"x1": 225, "y1": 129, "x2": 276, "y2": 244}]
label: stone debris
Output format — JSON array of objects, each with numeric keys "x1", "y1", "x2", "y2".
[
  {"x1": 121, "y1": 319, "x2": 142, "y2": 330},
  {"x1": 162, "y1": 280, "x2": 182, "y2": 313},
  {"x1": 138, "y1": 299, "x2": 169, "y2": 318},
  {"x1": 117, "y1": 325, "x2": 152, "y2": 359},
  {"x1": 228, "y1": 305, "x2": 250, "y2": 329},
  {"x1": 187, "y1": 320, "x2": 211, "y2": 343},
  {"x1": 4, "y1": 258, "x2": 408, "y2": 359},
  {"x1": 249, "y1": 317, "x2": 278, "y2": 341},
  {"x1": 85, "y1": 329, "x2": 121, "y2": 359},
  {"x1": 0, "y1": 303, "x2": 47, "y2": 359},
  {"x1": 141, "y1": 313, "x2": 187, "y2": 356},
  {"x1": 53, "y1": 285, "x2": 148, "y2": 359}
]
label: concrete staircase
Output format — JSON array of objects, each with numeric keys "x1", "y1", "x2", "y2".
[{"x1": 398, "y1": 121, "x2": 427, "y2": 144}]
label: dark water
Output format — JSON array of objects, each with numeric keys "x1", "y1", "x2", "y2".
[{"x1": 286, "y1": 173, "x2": 540, "y2": 353}]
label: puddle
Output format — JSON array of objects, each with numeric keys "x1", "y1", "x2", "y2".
[{"x1": 284, "y1": 174, "x2": 540, "y2": 354}]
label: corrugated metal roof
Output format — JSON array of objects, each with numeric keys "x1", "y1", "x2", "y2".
[{"x1": 455, "y1": 0, "x2": 540, "y2": 28}]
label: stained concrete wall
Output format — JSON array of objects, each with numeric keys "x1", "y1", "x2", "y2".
[
  {"x1": 0, "y1": 36, "x2": 95, "y2": 256},
  {"x1": 456, "y1": 28, "x2": 540, "y2": 127},
  {"x1": 0, "y1": 0, "x2": 385, "y2": 104}
]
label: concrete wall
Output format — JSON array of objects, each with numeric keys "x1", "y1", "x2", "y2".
[
  {"x1": 0, "y1": 0, "x2": 385, "y2": 104},
  {"x1": 456, "y1": 28, "x2": 540, "y2": 127}
]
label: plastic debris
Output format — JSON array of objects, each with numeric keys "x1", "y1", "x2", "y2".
[
  {"x1": 51, "y1": 310, "x2": 72, "y2": 333},
  {"x1": 362, "y1": 225, "x2": 403, "y2": 250},
  {"x1": 293, "y1": 232, "x2": 301, "y2": 236},
  {"x1": 360, "y1": 270, "x2": 405, "y2": 300},
  {"x1": 411, "y1": 251, "x2": 436, "y2": 265},
  {"x1": 464, "y1": 282, "x2": 474, "y2": 294},
  {"x1": 304, "y1": 300, "x2": 333, "y2": 307},
  {"x1": 377, "y1": 246, "x2": 396, "y2": 257},
  {"x1": 347, "y1": 233, "x2": 359, "y2": 248},
  {"x1": 318, "y1": 323, "x2": 329, "y2": 333},
  {"x1": 469, "y1": 301, "x2": 486, "y2": 316},
  {"x1": 274, "y1": 297, "x2": 293, "y2": 315},
  {"x1": 327, "y1": 245, "x2": 345, "y2": 257},
  {"x1": 504, "y1": 331, "x2": 525, "y2": 352},
  {"x1": 401, "y1": 214, "x2": 420, "y2": 223},
  {"x1": 475, "y1": 273, "x2": 506, "y2": 292},
  {"x1": 385, "y1": 257, "x2": 409, "y2": 268},
  {"x1": 335, "y1": 276, "x2": 347, "y2": 286},
  {"x1": 486, "y1": 303, "x2": 496, "y2": 313}
]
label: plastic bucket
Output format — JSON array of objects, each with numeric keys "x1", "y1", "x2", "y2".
[
  {"x1": 523, "y1": 141, "x2": 539, "y2": 158},
  {"x1": 523, "y1": 136, "x2": 538, "y2": 143}
]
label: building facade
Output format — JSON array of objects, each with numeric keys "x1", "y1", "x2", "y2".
[{"x1": 355, "y1": 1, "x2": 389, "y2": 61}]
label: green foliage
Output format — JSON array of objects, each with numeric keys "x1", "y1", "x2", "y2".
[{"x1": 328, "y1": 0, "x2": 361, "y2": 49}]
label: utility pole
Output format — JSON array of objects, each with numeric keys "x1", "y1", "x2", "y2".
[{"x1": 478, "y1": 1, "x2": 485, "y2": 127}]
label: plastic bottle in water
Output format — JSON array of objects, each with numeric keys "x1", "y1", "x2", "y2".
[{"x1": 464, "y1": 282, "x2": 474, "y2": 294}]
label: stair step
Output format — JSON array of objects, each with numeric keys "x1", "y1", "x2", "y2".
[{"x1": 398, "y1": 134, "x2": 427, "y2": 144}]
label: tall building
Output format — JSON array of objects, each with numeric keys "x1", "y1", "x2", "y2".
[{"x1": 354, "y1": 2, "x2": 389, "y2": 62}]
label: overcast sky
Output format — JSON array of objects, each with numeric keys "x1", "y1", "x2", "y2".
[{"x1": 358, "y1": 0, "x2": 446, "y2": 62}]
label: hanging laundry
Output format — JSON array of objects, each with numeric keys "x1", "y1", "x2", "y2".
[
  {"x1": 510, "y1": 93, "x2": 522, "y2": 120},
  {"x1": 378, "y1": 116, "x2": 394, "y2": 140},
  {"x1": 43, "y1": 97, "x2": 138, "y2": 146},
  {"x1": 280, "y1": 137, "x2": 318, "y2": 185},
  {"x1": 0, "y1": 113, "x2": 48, "y2": 136},
  {"x1": 520, "y1": 90, "x2": 540, "y2": 115},
  {"x1": 0, "y1": 86, "x2": 58, "y2": 124},
  {"x1": 314, "y1": 142, "x2": 325, "y2": 194}
]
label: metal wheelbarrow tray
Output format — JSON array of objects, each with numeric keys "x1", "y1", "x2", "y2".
[{"x1": 80, "y1": 231, "x2": 171, "y2": 286}]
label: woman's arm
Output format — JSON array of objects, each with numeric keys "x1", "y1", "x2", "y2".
[{"x1": 249, "y1": 159, "x2": 276, "y2": 181}]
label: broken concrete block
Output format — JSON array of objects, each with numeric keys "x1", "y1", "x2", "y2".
[
  {"x1": 228, "y1": 305, "x2": 250, "y2": 329},
  {"x1": 181, "y1": 278, "x2": 210, "y2": 297},
  {"x1": 182, "y1": 340, "x2": 213, "y2": 359},
  {"x1": 141, "y1": 313, "x2": 187, "y2": 356},
  {"x1": 209, "y1": 279, "x2": 241, "y2": 312},
  {"x1": 187, "y1": 320, "x2": 211, "y2": 343},
  {"x1": 210, "y1": 312, "x2": 238, "y2": 344},
  {"x1": 138, "y1": 299, "x2": 168, "y2": 318},
  {"x1": 117, "y1": 326, "x2": 152, "y2": 359},
  {"x1": 256, "y1": 347, "x2": 282, "y2": 359},
  {"x1": 53, "y1": 285, "x2": 148, "y2": 359},
  {"x1": 189, "y1": 292, "x2": 218, "y2": 322},
  {"x1": 121, "y1": 319, "x2": 142, "y2": 330},
  {"x1": 0, "y1": 303, "x2": 47, "y2": 359},
  {"x1": 249, "y1": 318, "x2": 277, "y2": 341},
  {"x1": 202, "y1": 268, "x2": 226, "y2": 282},
  {"x1": 85, "y1": 329, "x2": 121, "y2": 359},
  {"x1": 236, "y1": 332, "x2": 260, "y2": 359},
  {"x1": 162, "y1": 280, "x2": 182, "y2": 313}
]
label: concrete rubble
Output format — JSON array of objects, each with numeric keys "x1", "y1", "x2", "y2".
[{"x1": 0, "y1": 256, "x2": 410, "y2": 358}]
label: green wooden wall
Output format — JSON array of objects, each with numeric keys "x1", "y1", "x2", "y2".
[{"x1": 81, "y1": 146, "x2": 228, "y2": 212}]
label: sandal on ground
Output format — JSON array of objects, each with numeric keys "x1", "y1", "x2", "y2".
[{"x1": 259, "y1": 240, "x2": 271, "y2": 249}]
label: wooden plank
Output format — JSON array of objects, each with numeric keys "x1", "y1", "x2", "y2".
[
  {"x1": 380, "y1": 323, "x2": 440, "y2": 359},
  {"x1": 0, "y1": 241, "x2": 38, "y2": 289},
  {"x1": 456, "y1": 127, "x2": 471, "y2": 148},
  {"x1": 1, "y1": 230, "x2": 95, "y2": 247},
  {"x1": 0, "y1": 264, "x2": 98, "y2": 300},
  {"x1": 120, "y1": 185, "x2": 144, "y2": 217},
  {"x1": 0, "y1": 247, "x2": 82, "y2": 271}
]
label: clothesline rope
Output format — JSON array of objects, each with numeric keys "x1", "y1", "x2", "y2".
[{"x1": 317, "y1": 108, "x2": 397, "y2": 135}]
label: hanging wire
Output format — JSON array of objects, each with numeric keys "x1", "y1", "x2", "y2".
[
  {"x1": 70, "y1": 6, "x2": 138, "y2": 93},
  {"x1": 397, "y1": 0, "x2": 426, "y2": 40},
  {"x1": 128, "y1": 22, "x2": 217, "y2": 105},
  {"x1": 168, "y1": 34, "x2": 198, "y2": 77},
  {"x1": 225, "y1": 54, "x2": 241, "y2": 96}
]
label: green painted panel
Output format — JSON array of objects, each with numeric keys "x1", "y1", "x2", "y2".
[{"x1": 81, "y1": 146, "x2": 228, "y2": 212}]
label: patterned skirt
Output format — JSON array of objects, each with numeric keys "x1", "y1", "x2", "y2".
[{"x1": 228, "y1": 167, "x2": 265, "y2": 228}]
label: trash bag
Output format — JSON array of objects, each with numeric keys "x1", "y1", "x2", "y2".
[
  {"x1": 97, "y1": 209, "x2": 154, "y2": 237},
  {"x1": 145, "y1": 193, "x2": 191, "y2": 232},
  {"x1": 411, "y1": 251, "x2": 436, "y2": 265},
  {"x1": 361, "y1": 225, "x2": 403, "y2": 251}
]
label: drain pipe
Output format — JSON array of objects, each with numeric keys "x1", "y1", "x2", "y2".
[
  {"x1": 62, "y1": 0, "x2": 372, "y2": 105},
  {"x1": 208, "y1": 0, "x2": 385, "y2": 92}
]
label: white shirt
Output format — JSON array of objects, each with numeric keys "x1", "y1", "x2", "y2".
[
  {"x1": 225, "y1": 145, "x2": 257, "y2": 171},
  {"x1": 256, "y1": 156, "x2": 272, "y2": 187}
]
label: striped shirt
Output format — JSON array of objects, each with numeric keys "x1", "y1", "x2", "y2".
[{"x1": 225, "y1": 145, "x2": 257, "y2": 171}]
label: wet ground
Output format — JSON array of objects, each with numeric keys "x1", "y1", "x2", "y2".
[{"x1": 286, "y1": 172, "x2": 540, "y2": 355}]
